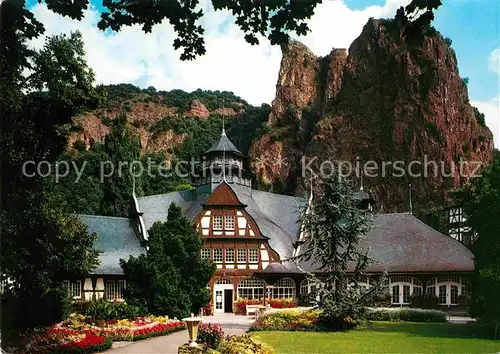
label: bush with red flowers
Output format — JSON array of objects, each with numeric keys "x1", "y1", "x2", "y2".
[
  {"x1": 234, "y1": 299, "x2": 261, "y2": 315},
  {"x1": 197, "y1": 323, "x2": 224, "y2": 349},
  {"x1": 202, "y1": 303, "x2": 213, "y2": 316}
]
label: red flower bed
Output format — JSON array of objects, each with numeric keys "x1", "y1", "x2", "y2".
[
  {"x1": 58, "y1": 333, "x2": 111, "y2": 353},
  {"x1": 234, "y1": 299, "x2": 261, "y2": 315},
  {"x1": 268, "y1": 298, "x2": 297, "y2": 309},
  {"x1": 22, "y1": 328, "x2": 111, "y2": 354},
  {"x1": 131, "y1": 321, "x2": 185, "y2": 341},
  {"x1": 234, "y1": 298, "x2": 297, "y2": 314},
  {"x1": 22, "y1": 319, "x2": 185, "y2": 353}
]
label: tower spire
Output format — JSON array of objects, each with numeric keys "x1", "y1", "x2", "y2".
[
  {"x1": 409, "y1": 183, "x2": 413, "y2": 214},
  {"x1": 222, "y1": 98, "x2": 226, "y2": 136},
  {"x1": 132, "y1": 165, "x2": 137, "y2": 198},
  {"x1": 222, "y1": 147, "x2": 226, "y2": 182}
]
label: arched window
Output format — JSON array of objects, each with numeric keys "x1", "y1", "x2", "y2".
[
  {"x1": 300, "y1": 277, "x2": 325, "y2": 295},
  {"x1": 237, "y1": 277, "x2": 265, "y2": 300},
  {"x1": 389, "y1": 276, "x2": 422, "y2": 305},
  {"x1": 269, "y1": 277, "x2": 296, "y2": 299},
  {"x1": 347, "y1": 276, "x2": 372, "y2": 290},
  {"x1": 426, "y1": 276, "x2": 470, "y2": 306}
]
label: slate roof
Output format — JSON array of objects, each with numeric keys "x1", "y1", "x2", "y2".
[
  {"x1": 136, "y1": 184, "x2": 307, "y2": 259},
  {"x1": 257, "y1": 261, "x2": 303, "y2": 275},
  {"x1": 297, "y1": 213, "x2": 475, "y2": 273},
  {"x1": 205, "y1": 129, "x2": 243, "y2": 155},
  {"x1": 79, "y1": 215, "x2": 145, "y2": 275}
]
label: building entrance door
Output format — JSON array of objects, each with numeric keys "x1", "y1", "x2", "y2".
[
  {"x1": 224, "y1": 289, "x2": 233, "y2": 313},
  {"x1": 213, "y1": 279, "x2": 233, "y2": 314}
]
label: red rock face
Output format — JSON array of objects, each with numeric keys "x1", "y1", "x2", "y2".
[
  {"x1": 250, "y1": 18, "x2": 494, "y2": 212},
  {"x1": 185, "y1": 99, "x2": 210, "y2": 119}
]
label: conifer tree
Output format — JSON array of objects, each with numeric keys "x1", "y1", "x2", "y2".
[
  {"x1": 297, "y1": 171, "x2": 379, "y2": 329},
  {"x1": 100, "y1": 114, "x2": 142, "y2": 217},
  {"x1": 121, "y1": 203, "x2": 216, "y2": 318}
]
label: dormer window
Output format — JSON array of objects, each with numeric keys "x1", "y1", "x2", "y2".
[
  {"x1": 225, "y1": 215, "x2": 235, "y2": 230},
  {"x1": 213, "y1": 216, "x2": 223, "y2": 230}
]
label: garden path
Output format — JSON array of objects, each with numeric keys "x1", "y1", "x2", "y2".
[{"x1": 105, "y1": 314, "x2": 254, "y2": 353}]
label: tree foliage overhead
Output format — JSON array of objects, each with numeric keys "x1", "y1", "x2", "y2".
[
  {"x1": 0, "y1": 7, "x2": 102, "y2": 339},
  {"x1": 29, "y1": 31, "x2": 106, "y2": 113},
  {"x1": 120, "y1": 203, "x2": 216, "y2": 318}
]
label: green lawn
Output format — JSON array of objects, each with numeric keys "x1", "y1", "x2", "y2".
[{"x1": 249, "y1": 322, "x2": 500, "y2": 353}]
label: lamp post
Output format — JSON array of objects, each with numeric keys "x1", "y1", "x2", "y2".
[{"x1": 182, "y1": 314, "x2": 203, "y2": 347}]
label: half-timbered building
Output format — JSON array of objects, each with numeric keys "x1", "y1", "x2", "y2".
[{"x1": 72, "y1": 127, "x2": 475, "y2": 313}]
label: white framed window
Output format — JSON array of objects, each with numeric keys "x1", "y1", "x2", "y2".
[
  {"x1": 213, "y1": 216, "x2": 223, "y2": 230},
  {"x1": 213, "y1": 248, "x2": 223, "y2": 263},
  {"x1": 300, "y1": 278, "x2": 325, "y2": 296},
  {"x1": 389, "y1": 276, "x2": 422, "y2": 305},
  {"x1": 237, "y1": 277, "x2": 265, "y2": 300},
  {"x1": 224, "y1": 216, "x2": 235, "y2": 230},
  {"x1": 63, "y1": 280, "x2": 82, "y2": 299},
  {"x1": 426, "y1": 276, "x2": 470, "y2": 306},
  {"x1": 201, "y1": 248, "x2": 211, "y2": 260},
  {"x1": 225, "y1": 248, "x2": 235, "y2": 263},
  {"x1": 248, "y1": 249, "x2": 259, "y2": 263},
  {"x1": 270, "y1": 277, "x2": 296, "y2": 299},
  {"x1": 237, "y1": 248, "x2": 247, "y2": 263},
  {"x1": 105, "y1": 280, "x2": 126, "y2": 301}
]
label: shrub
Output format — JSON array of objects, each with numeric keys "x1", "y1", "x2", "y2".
[
  {"x1": 72, "y1": 299, "x2": 144, "y2": 321},
  {"x1": 198, "y1": 323, "x2": 224, "y2": 349},
  {"x1": 178, "y1": 344, "x2": 220, "y2": 353},
  {"x1": 250, "y1": 309, "x2": 320, "y2": 331},
  {"x1": 202, "y1": 303, "x2": 213, "y2": 316},
  {"x1": 372, "y1": 292, "x2": 392, "y2": 307},
  {"x1": 410, "y1": 293, "x2": 440, "y2": 309},
  {"x1": 218, "y1": 335, "x2": 275, "y2": 354},
  {"x1": 458, "y1": 294, "x2": 471, "y2": 309},
  {"x1": 364, "y1": 307, "x2": 446, "y2": 322}
]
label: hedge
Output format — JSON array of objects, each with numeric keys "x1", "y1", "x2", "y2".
[{"x1": 364, "y1": 307, "x2": 447, "y2": 322}]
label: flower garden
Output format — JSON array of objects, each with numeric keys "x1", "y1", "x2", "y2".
[
  {"x1": 179, "y1": 323, "x2": 275, "y2": 354},
  {"x1": 19, "y1": 314, "x2": 185, "y2": 353}
]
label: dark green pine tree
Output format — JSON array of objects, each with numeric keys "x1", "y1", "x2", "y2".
[
  {"x1": 100, "y1": 114, "x2": 142, "y2": 217},
  {"x1": 120, "y1": 203, "x2": 216, "y2": 318},
  {"x1": 297, "y1": 171, "x2": 379, "y2": 330}
]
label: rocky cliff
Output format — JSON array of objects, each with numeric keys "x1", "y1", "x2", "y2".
[
  {"x1": 67, "y1": 87, "x2": 249, "y2": 158},
  {"x1": 250, "y1": 18, "x2": 494, "y2": 212}
]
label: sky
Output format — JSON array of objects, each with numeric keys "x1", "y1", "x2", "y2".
[{"x1": 27, "y1": 0, "x2": 499, "y2": 147}]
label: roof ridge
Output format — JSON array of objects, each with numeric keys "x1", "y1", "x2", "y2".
[
  {"x1": 250, "y1": 188, "x2": 307, "y2": 202},
  {"x1": 79, "y1": 214, "x2": 132, "y2": 221},
  {"x1": 137, "y1": 190, "x2": 192, "y2": 200},
  {"x1": 376, "y1": 212, "x2": 412, "y2": 216}
]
